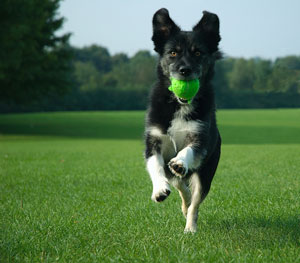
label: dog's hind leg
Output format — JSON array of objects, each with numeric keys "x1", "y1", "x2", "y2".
[
  {"x1": 184, "y1": 172, "x2": 203, "y2": 233},
  {"x1": 184, "y1": 138, "x2": 221, "y2": 233},
  {"x1": 171, "y1": 178, "x2": 191, "y2": 217}
]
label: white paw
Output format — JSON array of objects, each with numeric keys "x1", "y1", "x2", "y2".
[
  {"x1": 151, "y1": 182, "x2": 171, "y2": 202},
  {"x1": 168, "y1": 158, "x2": 188, "y2": 177},
  {"x1": 184, "y1": 225, "x2": 197, "y2": 234}
]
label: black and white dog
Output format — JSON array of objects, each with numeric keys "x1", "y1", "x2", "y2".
[{"x1": 144, "y1": 8, "x2": 222, "y2": 233}]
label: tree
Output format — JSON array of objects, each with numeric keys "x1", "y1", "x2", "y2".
[
  {"x1": 74, "y1": 61, "x2": 101, "y2": 92},
  {"x1": 111, "y1": 53, "x2": 129, "y2": 67},
  {"x1": 271, "y1": 56, "x2": 300, "y2": 93},
  {"x1": 107, "y1": 50, "x2": 157, "y2": 91},
  {"x1": 227, "y1": 58, "x2": 255, "y2": 92},
  {"x1": 72, "y1": 45, "x2": 112, "y2": 73},
  {"x1": 0, "y1": 0, "x2": 72, "y2": 104},
  {"x1": 267, "y1": 65, "x2": 299, "y2": 93},
  {"x1": 275, "y1": 56, "x2": 300, "y2": 70},
  {"x1": 252, "y1": 59, "x2": 272, "y2": 92}
]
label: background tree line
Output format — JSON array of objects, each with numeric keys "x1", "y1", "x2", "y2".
[
  {"x1": 1, "y1": 0, "x2": 300, "y2": 113},
  {"x1": 2, "y1": 44, "x2": 300, "y2": 112}
]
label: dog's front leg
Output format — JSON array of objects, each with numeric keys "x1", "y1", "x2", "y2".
[
  {"x1": 145, "y1": 131, "x2": 171, "y2": 202},
  {"x1": 168, "y1": 146, "x2": 205, "y2": 177},
  {"x1": 146, "y1": 154, "x2": 171, "y2": 202}
]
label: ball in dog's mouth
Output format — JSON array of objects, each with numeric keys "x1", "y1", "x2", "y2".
[{"x1": 168, "y1": 78, "x2": 200, "y2": 104}]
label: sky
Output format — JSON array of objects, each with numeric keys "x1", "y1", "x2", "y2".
[{"x1": 58, "y1": 0, "x2": 300, "y2": 60}]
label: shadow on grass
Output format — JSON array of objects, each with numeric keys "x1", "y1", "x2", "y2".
[{"x1": 217, "y1": 216, "x2": 300, "y2": 246}]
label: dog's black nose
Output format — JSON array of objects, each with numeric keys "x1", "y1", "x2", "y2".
[{"x1": 179, "y1": 66, "x2": 192, "y2": 76}]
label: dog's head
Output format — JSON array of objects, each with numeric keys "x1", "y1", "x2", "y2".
[{"x1": 152, "y1": 8, "x2": 221, "y2": 84}]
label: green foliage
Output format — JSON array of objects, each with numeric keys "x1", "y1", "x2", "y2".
[
  {"x1": 213, "y1": 56, "x2": 300, "y2": 108},
  {"x1": 1, "y1": 0, "x2": 300, "y2": 113},
  {"x1": 72, "y1": 45, "x2": 112, "y2": 73},
  {"x1": 0, "y1": 0, "x2": 72, "y2": 104},
  {"x1": 225, "y1": 56, "x2": 300, "y2": 95},
  {"x1": 105, "y1": 50, "x2": 157, "y2": 91},
  {"x1": 252, "y1": 59, "x2": 272, "y2": 92},
  {"x1": 228, "y1": 58, "x2": 255, "y2": 91},
  {"x1": 267, "y1": 57, "x2": 300, "y2": 93},
  {"x1": 48, "y1": 50, "x2": 300, "y2": 111},
  {"x1": 74, "y1": 62, "x2": 101, "y2": 92},
  {"x1": 0, "y1": 110, "x2": 300, "y2": 262},
  {"x1": 275, "y1": 56, "x2": 300, "y2": 70}
]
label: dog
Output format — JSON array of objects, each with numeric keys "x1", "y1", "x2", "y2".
[{"x1": 144, "y1": 8, "x2": 222, "y2": 233}]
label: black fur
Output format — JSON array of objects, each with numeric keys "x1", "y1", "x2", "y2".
[{"x1": 145, "y1": 8, "x2": 221, "y2": 208}]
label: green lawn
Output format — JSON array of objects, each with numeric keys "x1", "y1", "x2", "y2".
[{"x1": 0, "y1": 109, "x2": 299, "y2": 262}]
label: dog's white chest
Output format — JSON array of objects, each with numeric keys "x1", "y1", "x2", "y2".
[
  {"x1": 147, "y1": 104, "x2": 204, "y2": 162},
  {"x1": 149, "y1": 118, "x2": 202, "y2": 161},
  {"x1": 167, "y1": 117, "x2": 201, "y2": 150}
]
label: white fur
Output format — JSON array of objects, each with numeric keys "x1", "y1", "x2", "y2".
[
  {"x1": 168, "y1": 118, "x2": 201, "y2": 136},
  {"x1": 184, "y1": 173, "x2": 203, "y2": 233},
  {"x1": 146, "y1": 108, "x2": 206, "y2": 231},
  {"x1": 168, "y1": 147, "x2": 192, "y2": 176},
  {"x1": 147, "y1": 125, "x2": 177, "y2": 161},
  {"x1": 170, "y1": 178, "x2": 191, "y2": 216},
  {"x1": 146, "y1": 154, "x2": 171, "y2": 202},
  {"x1": 146, "y1": 126, "x2": 163, "y2": 137},
  {"x1": 174, "y1": 104, "x2": 194, "y2": 118},
  {"x1": 168, "y1": 117, "x2": 205, "y2": 154},
  {"x1": 147, "y1": 116, "x2": 205, "y2": 172},
  {"x1": 147, "y1": 108, "x2": 205, "y2": 159},
  {"x1": 176, "y1": 147, "x2": 194, "y2": 165}
]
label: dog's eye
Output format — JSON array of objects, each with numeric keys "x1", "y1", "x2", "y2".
[
  {"x1": 195, "y1": 51, "x2": 201, "y2": 56},
  {"x1": 170, "y1": 51, "x2": 177, "y2": 57}
]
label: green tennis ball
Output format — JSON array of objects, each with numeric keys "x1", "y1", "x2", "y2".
[{"x1": 168, "y1": 78, "x2": 200, "y2": 103}]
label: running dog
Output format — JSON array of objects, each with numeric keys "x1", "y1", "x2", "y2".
[{"x1": 144, "y1": 8, "x2": 222, "y2": 233}]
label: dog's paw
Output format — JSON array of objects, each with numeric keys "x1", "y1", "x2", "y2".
[
  {"x1": 151, "y1": 183, "x2": 171, "y2": 203},
  {"x1": 184, "y1": 225, "x2": 197, "y2": 234},
  {"x1": 168, "y1": 158, "x2": 188, "y2": 177},
  {"x1": 152, "y1": 189, "x2": 171, "y2": 202}
]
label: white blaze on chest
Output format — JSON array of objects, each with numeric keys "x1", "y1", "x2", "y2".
[
  {"x1": 147, "y1": 126, "x2": 176, "y2": 160},
  {"x1": 147, "y1": 117, "x2": 204, "y2": 161},
  {"x1": 168, "y1": 118, "x2": 203, "y2": 150}
]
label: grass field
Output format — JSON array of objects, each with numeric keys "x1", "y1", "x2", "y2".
[{"x1": 0, "y1": 109, "x2": 299, "y2": 262}]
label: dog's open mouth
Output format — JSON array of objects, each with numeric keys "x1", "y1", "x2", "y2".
[{"x1": 178, "y1": 97, "x2": 188, "y2": 104}]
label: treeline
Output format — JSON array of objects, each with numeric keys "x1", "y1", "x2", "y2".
[
  {"x1": 1, "y1": 0, "x2": 300, "y2": 112},
  {"x1": 68, "y1": 47, "x2": 300, "y2": 110},
  {"x1": 1, "y1": 44, "x2": 300, "y2": 112},
  {"x1": 213, "y1": 55, "x2": 300, "y2": 108}
]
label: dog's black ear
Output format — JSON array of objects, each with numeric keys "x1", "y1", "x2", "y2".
[
  {"x1": 152, "y1": 8, "x2": 180, "y2": 54},
  {"x1": 193, "y1": 11, "x2": 221, "y2": 52}
]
